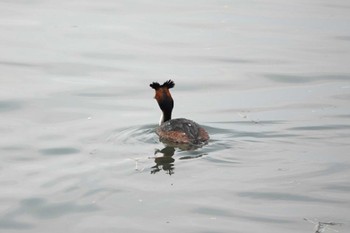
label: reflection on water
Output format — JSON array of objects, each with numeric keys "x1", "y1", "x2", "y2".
[
  {"x1": 149, "y1": 145, "x2": 207, "y2": 175},
  {"x1": 113, "y1": 124, "x2": 215, "y2": 175},
  {"x1": 151, "y1": 146, "x2": 175, "y2": 175}
]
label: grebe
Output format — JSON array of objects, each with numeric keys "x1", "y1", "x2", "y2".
[{"x1": 150, "y1": 80, "x2": 209, "y2": 146}]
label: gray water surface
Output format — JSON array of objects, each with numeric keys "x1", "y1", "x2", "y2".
[{"x1": 1, "y1": 0, "x2": 350, "y2": 232}]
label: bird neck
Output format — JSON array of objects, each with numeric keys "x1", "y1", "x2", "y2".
[{"x1": 159, "y1": 110, "x2": 172, "y2": 125}]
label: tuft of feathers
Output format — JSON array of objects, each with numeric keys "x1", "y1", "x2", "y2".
[
  {"x1": 150, "y1": 80, "x2": 175, "y2": 90},
  {"x1": 150, "y1": 82, "x2": 160, "y2": 90},
  {"x1": 163, "y1": 80, "x2": 175, "y2": 89}
]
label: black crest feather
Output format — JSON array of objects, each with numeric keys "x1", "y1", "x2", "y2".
[
  {"x1": 150, "y1": 82, "x2": 160, "y2": 90},
  {"x1": 162, "y1": 80, "x2": 175, "y2": 89},
  {"x1": 150, "y1": 80, "x2": 175, "y2": 90}
]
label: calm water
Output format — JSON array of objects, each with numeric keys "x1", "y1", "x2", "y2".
[{"x1": 1, "y1": 0, "x2": 350, "y2": 232}]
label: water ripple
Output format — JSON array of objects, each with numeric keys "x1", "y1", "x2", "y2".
[
  {"x1": 0, "y1": 100, "x2": 23, "y2": 112},
  {"x1": 193, "y1": 207, "x2": 292, "y2": 224},
  {"x1": 264, "y1": 73, "x2": 350, "y2": 83},
  {"x1": 237, "y1": 191, "x2": 343, "y2": 204},
  {"x1": 107, "y1": 124, "x2": 158, "y2": 145},
  {"x1": 0, "y1": 197, "x2": 98, "y2": 230},
  {"x1": 39, "y1": 147, "x2": 80, "y2": 156},
  {"x1": 289, "y1": 124, "x2": 350, "y2": 131}
]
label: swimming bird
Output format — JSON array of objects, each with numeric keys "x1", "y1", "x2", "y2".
[{"x1": 150, "y1": 80, "x2": 209, "y2": 146}]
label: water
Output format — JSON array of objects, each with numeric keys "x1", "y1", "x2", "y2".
[{"x1": 1, "y1": 0, "x2": 350, "y2": 232}]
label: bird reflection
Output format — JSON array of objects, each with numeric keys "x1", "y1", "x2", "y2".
[
  {"x1": 148, "y1": 142, "x2": 206, "y2": 175},
  {"x1": 151, "y1": 146, "x2": 175, "y2": 175}
]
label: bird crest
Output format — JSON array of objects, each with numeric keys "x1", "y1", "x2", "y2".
[{"x1": 150, "y1": 80, "x2": 175, "y2": 90}]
